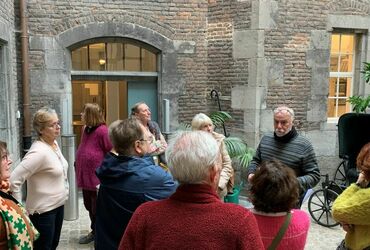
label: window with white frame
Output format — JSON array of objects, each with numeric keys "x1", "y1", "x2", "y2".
[{"x1": 327, "y1": 34, "x2": 355, "y2": 120}]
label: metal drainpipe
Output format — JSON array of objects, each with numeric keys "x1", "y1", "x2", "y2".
[{"x1": 20, "y1": 0, "x2": 31, "y2": 154}]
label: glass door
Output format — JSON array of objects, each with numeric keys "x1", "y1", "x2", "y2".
[{"x1": 72, "y1": 80, "x2": 128, "y2": 146}]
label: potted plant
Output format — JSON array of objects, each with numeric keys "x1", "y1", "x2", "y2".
[
  {"x1": 209, "y1": 111, "x2": 254, "y2": 169},
  {"x1": 348, "y1": 62, "x2": 370, "y2": 113},
  {"x1": 209, "y1": 111, "x2": 254, "y2": 204}
]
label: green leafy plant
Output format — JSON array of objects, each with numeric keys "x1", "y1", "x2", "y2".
[
  {"x1": 178, "y1": 111, "x2": 255, "y2": 169},
  {"x1": 209, "y1": 111, "x2": 255, "y2": 169},
  {"x1": 348, "y1": 95, "x2": 370, "y2": 114},
  {"x1": 224, "y1": 137, "x2": 255, "y2": 169},
  {"x1": 347, "y1": 62, "x2": 370, "y2": 114},
  {"x1": 361, "y1": 62, "x2": 370, "y2": 84},
  {"x1": 209, "y1": 111, "x2": 232, "y2": 128}
]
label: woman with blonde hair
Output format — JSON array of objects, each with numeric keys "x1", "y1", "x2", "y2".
[
  {"x1": 10, "y1": 107, "x2": 68, "y2": 250},
  {"x1": 191, "y1": 113, "x2": 233, "y2": 199},
  {"x1": 75, "y1": 103, "x2": 112, "y2": 244}
]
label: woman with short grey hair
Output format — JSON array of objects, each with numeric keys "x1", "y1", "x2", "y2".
[
  {"x1": 10, "y1": 107, "x2": 69, "y2": 250},
  {"x1": 191, "y1": 113, "x2": 234, "y2": 200}
]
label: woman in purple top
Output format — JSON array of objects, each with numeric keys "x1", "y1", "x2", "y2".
[{"x1": 75, "y1": 103, "x2": 112, "y2": 244}]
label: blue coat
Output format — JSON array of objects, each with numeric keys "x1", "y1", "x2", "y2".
[{"x1": 95, "y1": 152, "x2": 177, "y2": 250}]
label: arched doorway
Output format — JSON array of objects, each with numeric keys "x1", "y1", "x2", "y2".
[{"x1": 70, "y1": 40, "x2": 159, "y2": 145}]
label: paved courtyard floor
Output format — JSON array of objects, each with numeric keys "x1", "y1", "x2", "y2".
[{"x1": 58, "y1": 193, "x2": 345, "y2": 250}]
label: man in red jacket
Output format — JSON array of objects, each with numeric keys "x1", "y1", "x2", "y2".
[{"x1": 119, "y1": 130, "x2": 263, "y2": 250}]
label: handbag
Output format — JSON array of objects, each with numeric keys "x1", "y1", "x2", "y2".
[{"x1": 267, "y1": 212, "x2": 292, "y2": 250}]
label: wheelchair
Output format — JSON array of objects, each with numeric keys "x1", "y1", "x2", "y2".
[
  {"x1": 307, "y1": 174, "x2": 342, "y2": 227},
  {"x1": 333, "y1": 113, "x2": 370, "y2": 188},
  {"x1": 308, "y1": 113, "x2": 370, "y2": 228}
]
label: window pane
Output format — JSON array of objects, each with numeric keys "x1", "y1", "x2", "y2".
[
  {"x1": 337, "y1": 97, "x2": 351, "y2": 117},
  {"x1": 330, "y1": 56, "x2": 339, "y2": 72},
  {"x1": 339, "y1": 54, "x2": 352, "y2": 72},
  {"x1": 107, "y1": 43, "x2": 124, "y2": 71},
  {"x1": 328, "y1": 78, "x2": 338, "y2": 97},
  {"x1": 72, "y1": 46, "x2": 88, "y2": 70},
  {"x1": 328, "y1": 33, "x2": 355, "y2": 119},
  {"x1": 331, "y1": 34, "x2": 340, "y2": 53},
  {"x1": 89, "y1": 43, "x2": 106, "y2": 71},
  {"x1": 338, "y1": 78, "x2": 348, "y2": 97},
  {"x1": 327, "y1": 98, "x2": 336, "y2": 118},
  {"x1": 125, "y1": 44, "x2": 140, "y2": 71},
  {"x1": 340, "y1": 35, "x2": 354, "y2": 54},
  {"x1": 71, "y1": 42, "x2": 157, "y2": 72},
  {"x1": 141, "y1": 48, "x2": 156, "y2": 72}
]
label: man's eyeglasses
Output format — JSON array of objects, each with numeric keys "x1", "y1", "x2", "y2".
[{"x1": 139, "y1": 137, "x2": 154, "y2": 144}]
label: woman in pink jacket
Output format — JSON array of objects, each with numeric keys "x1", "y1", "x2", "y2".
[{"x1": 75, "y1": 103, "x2": 112, "y2": 244}]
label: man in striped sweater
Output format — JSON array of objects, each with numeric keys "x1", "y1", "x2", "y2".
[{"x1": 247, "y1": 106, "x2": 320, "y2": 207}]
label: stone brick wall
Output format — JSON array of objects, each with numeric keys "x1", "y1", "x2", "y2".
[
  {"x1": 0, "y1": 0, "x2": 22, "y2": 159},
  {"x1": 26, "y1": 0, "x2": 210, "y2": 126},
  {"x1": 16, "y1": 0, "x2": 370, "y2": 177},
  {"x1": 263, "y1": 0, "x2": 329, "y2": 130},
  {"x1": 207, "y1": 1, "x2": 251, "y2": 135}
]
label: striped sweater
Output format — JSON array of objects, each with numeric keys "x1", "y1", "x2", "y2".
[{"x1": 247, "y1": 132, "x2": 320, "y2": 193}]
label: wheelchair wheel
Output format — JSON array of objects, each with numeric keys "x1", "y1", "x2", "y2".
[
  {"x1": 308, "y1": 188, "x2": 339, "y2": 227},
  {"x1": 334, "y1": 160, "x2": 347, "y2": 189}
]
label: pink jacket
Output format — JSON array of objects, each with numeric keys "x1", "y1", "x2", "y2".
[{"x1": 76, "y1": 124, "x2": 112, "y2": 190}]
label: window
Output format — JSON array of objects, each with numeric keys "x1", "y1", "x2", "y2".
[
  {"x1": 71, "y1": 42, "x2": 157, "y2": 72},
  {"x1": 327, "y1": 34, "x2": 354, "y2": 120}
]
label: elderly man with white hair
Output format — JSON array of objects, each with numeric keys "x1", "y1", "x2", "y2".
[
  {"x1": 247, "y1": 105, "x2": 320, "y2": 207},
  {"x1": 118, "y1": 131, "x2": 263, "y2": 250}
]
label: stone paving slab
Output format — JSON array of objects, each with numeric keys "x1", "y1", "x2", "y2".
[{"x1": 58, "y1": 194, "x2": 345, "y2": 249}]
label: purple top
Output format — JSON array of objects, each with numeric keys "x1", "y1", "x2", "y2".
[{"x1": 76, "y1": 124, "x2": 112, "y2": 190}]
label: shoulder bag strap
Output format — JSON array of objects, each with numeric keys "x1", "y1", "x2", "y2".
[{"x1": 267, "y1": 212, "x2": 292, "y2": 250}]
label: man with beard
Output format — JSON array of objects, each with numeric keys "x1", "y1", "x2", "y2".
[{"x1": 247, "y1": 106, "x2": 320, "y2": 207}]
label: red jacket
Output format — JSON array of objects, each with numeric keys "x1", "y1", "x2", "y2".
[{"x1": 119, "y1": 184, "x2": 263, "y2": 250}]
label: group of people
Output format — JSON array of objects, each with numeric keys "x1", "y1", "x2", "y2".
[{"x1": 0, "y1": 103, "x2": 369, "y2": 250}]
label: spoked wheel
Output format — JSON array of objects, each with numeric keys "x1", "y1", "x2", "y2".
[
  {"x1": 334, "y1": 160, "x2": 347, "y2": 189},
  {"x1": 308, "y1": 189, "x2": 339, "y2": 227}
]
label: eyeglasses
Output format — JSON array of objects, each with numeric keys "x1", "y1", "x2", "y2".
[
  {"x1": 139, "y1": 137, "x2": 154, "y2": 144},
  {"x1": 47, "y1": 121, "x2": 61, "y2": 128}
]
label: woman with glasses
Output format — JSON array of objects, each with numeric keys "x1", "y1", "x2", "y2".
[
  {"x1": 191, "y1": 113, "x2": 234, "y2": 200},
  {"x1": 0, "y1": 140, "x2": 39, "y2": 249},
  {"x1": 75, "y1": 103, "x2": 112, "y2": 244},
  {"x1": 10, "y1": 107, "x2": 69, "y2": 250}
]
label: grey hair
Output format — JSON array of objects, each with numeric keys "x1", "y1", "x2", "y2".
[
  {"x1": 130, "y1": 101, "x2": 146, "y2": 117},
  {"x1": 273, "y1": 105, "x2": 295, "y2": 119},
  {"x1": 191, "y1": 113, "x2": 213, "y2": 130},
  {"x1": 33, "y1": 107, "x2": 58, "y2": 136},
  {"x1": 166, "y1": 131, "x2": 220, "y2": 184}
]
